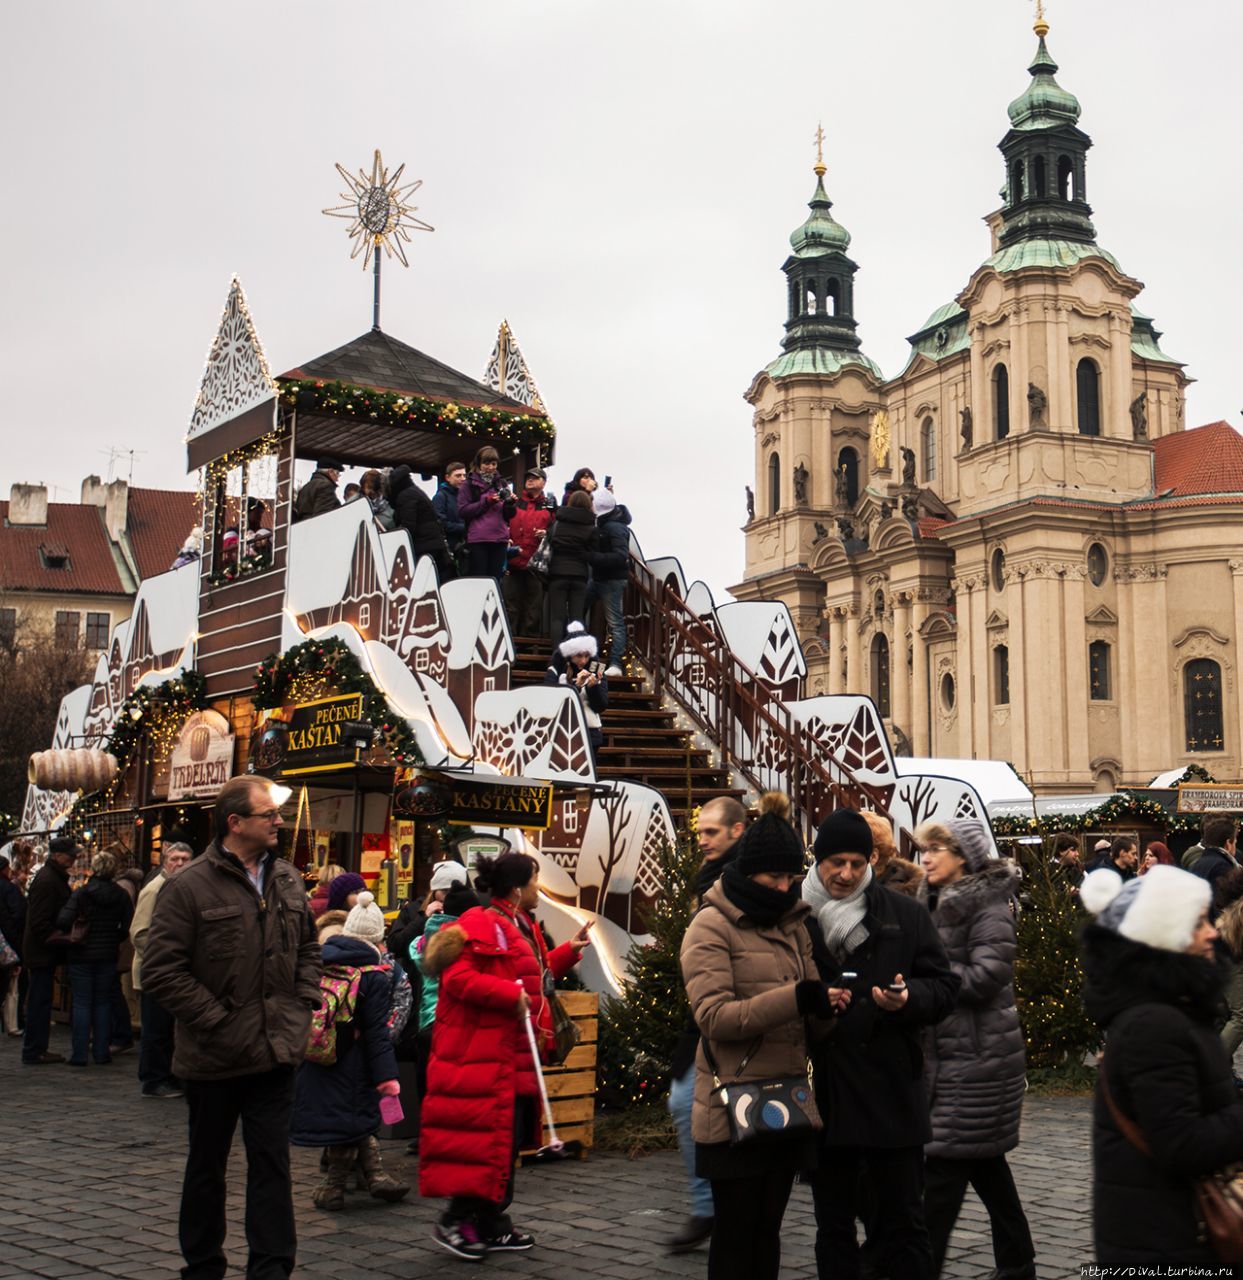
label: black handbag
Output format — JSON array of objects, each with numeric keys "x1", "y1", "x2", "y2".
[
  {"x1": 701, "y1": 1037, "x2": 822, "y2": 1145},
  {"x1": 547, "y1": 991, "x2": 581, "y2": 1066}
]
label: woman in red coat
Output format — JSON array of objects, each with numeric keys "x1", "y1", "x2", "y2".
[{"x1": 419, "y1": 853, "x2": 590, "y2": 1261}]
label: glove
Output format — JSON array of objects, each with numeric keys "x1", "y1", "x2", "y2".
[
  {"x1": 795, "y1": 979, "x2": 834, "y2": 1018},
  {"x1": 376, "y1": 1079, "x2": 401, "y2": 1097}
]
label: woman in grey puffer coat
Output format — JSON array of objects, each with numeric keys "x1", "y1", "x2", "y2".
[{"x1": 915, "y1": 819, "x2": 1035, "y2": 1280}]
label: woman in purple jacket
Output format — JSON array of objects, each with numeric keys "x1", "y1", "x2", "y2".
[{"x1": 456, "y1": 447, "x2": 516, "y2": 584}]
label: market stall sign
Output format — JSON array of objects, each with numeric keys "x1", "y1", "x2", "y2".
[
  {"x1": 1177, "y1": 784, "x2": 1243, "y2": 814},
  {"x1": 281, "y1": 693, "x2": 367, "y2": 776},
  {"x1": 445, "y1": 777, "x2": 554, "y2": 830},
  {"x1": 168, "y1": 710, "x2": 236, "y2": 800}
]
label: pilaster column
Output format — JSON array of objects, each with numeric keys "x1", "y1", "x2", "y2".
[
  {"x1": 911, "y1": 596, "x2": 931, "y2": 755},
  {"x1": 825, "y1": 609, "x2": 841, "y2": 696},
  {"x1": 1107, "y1": 309, "x2": 1131, "y2": 439},
  {"x1": 846, "y1": 604, "x2": 862, "y2": 697},
  {"x1": 1008, "y1": 567, "x2": 1029, "y2": 772},
  {"x1": 968, "y1": 327, "x2": 987, "y2": 446},
  {"x1": 1115, "y1": 566, "x2": 1138, "y2": 781},
  {"x1": 892, "y1": 592, "x2": 912, "y2": 741},
  {"x1": 1230, "y1": 562, "x2": 1243, "y2": 762},
  {"x1": 1062, "y1": 570, "x2": 1090, "y2": 781},
  {"x1": 1011, "y1": 303, "x2": 1030, "y2": 435},
  {"x1": 1125, "y1": 565, "x2": 1171, "y2": 777}
]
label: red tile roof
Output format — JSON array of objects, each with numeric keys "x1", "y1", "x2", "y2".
[
  {"x1": 127, "y1": 488, "x2": 200, "y2": 580},
  {"x1": 0, "y1": 501, "x2": 124, "y2": 595},
  {"x1": 1153, "y1": 422, "x2": 1243, "y2": 498},
  {"x1": 918, "y1": 516, "x2": 955, "y2": 536}
]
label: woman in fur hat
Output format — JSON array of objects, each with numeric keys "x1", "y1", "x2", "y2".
[
  {"x1": 1082, "y1": 864, "x2": 1243, "y2": 1265},
  {"x1": 914, "y1": 819, "x2": 1035, "y2": 1280},
  {"x1": 681, "y1": 792, "x2": 833, "y2": 1280},
  {"x1": 544, "y1": 621, "x2": 608, "y2": 758}
]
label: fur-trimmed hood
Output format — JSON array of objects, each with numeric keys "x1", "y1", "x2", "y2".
[
  {"x1": 1081, "y1": 922, "x2": 1229, "y2": 1028},
  {"x1": 878, "y1": 857, "x2": 924, "y2": 897},
  {"x1": 919, "y1": 860, "x2": 1019, "y2": 926},
  {"x1": 422, "y1": 922, "x2": 467, "y2": 979}
]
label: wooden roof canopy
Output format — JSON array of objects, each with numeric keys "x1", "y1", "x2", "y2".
[{"x1": 187, "y1": 328, "x2": 555, "y2": 478}]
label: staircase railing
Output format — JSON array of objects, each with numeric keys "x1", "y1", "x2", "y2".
[{"x1": 626, "y1": 555, "x2": 891, "y2": 834}]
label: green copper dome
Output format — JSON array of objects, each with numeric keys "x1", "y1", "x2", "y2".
[
  {"x1": 1007, "y1": 35, "x2": 1081, "y2": 131},
  {"x1": 789, "y1": 175, "x2": 851, "y2": 257}
]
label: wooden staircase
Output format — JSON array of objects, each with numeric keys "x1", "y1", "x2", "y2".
[{"x1": 510, "y1": 636, "x2": 747, "y2": 831}]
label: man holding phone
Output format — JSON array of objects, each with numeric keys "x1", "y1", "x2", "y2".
[{"x1": 802, "y1": 809, "x2": 960, "y2": 1279}]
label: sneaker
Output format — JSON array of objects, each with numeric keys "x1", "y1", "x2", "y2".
[
  {"x1": 605, "y1": 665, "x2": 623, "y2": 677},
  {"x1": 433, "y1": 1220, "x2": 487, "y2": 1263},
  {"x1": 667, "y1": 1215, "x2": 714, "y2": 1253},
  {"x1": 488, "y1": 1228, "x2": 535, "y2": 1252},
  {"x1": 143, "y1": 1082, "x2": 184, "y2": 1099},
  {"x1": 23, "y1": 1052, "x2": 65, "y2": 1065}
]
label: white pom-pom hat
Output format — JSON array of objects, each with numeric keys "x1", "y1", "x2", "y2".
[
  {"x1": 1081, "y1": 865, "x2": 1211, "y2": 954},
  {"x1": 343, "y1": 890, "x2": 386, "y2": 944},
  {"x1": 558, "y1": 620, "x2": 597, "y2": 660}
]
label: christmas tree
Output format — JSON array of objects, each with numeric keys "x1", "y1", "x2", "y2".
[
  {"x1": 1013, "y1": 840, "x2": 1102, "y2": 1070},
  {"x1": 598, "y1": 833, "x2": 702, "y2": 1108}
]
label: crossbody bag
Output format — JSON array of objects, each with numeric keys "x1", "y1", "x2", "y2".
[{"x1": 701, "y1": 1035, "x2": 821, "y2": 1146}]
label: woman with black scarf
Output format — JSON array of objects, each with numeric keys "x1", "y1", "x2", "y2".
[{"x1": 680, "y1": 792, "x2": 833, "y2": 1280}]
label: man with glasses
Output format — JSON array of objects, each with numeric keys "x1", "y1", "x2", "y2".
[{"x1": 144, "y1": 777, "x2": 322, "y2": 1280}]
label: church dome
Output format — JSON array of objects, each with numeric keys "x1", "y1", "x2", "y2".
[
  {"x1": 1007, "y1": 34, "x2": 1081, "y2": 131},
  {"x1": 789, "y1": 175, "x2": 851, "y2": 257}
]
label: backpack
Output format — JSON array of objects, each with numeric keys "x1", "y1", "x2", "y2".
[{"x1": 306, "y1": 962, "x2": 387, "y2": 1065}]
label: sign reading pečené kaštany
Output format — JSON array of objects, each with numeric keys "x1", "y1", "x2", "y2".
[
  {"x1": 280, "y1": 692, "x2": 367, "y2": 776},
  {"x1": 445, "y1": 777, "x2": 554, "y2": 830}
]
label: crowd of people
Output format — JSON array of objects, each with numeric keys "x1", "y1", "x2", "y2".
[
  {"x1": 9, "y1": 785, "x2": 1243, "y2": 1275},
  {"x1": 288, "y1": 452, "x2": 631, "y2": 668}
]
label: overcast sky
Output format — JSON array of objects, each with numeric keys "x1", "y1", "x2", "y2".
[{"x1": 2, "y1": 1, "x2": 1238, "y2": 599}]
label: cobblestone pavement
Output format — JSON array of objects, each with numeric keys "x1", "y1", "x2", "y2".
[{"x1": 2, "y1": 1031, "x2": 1092, "y2": 1279}]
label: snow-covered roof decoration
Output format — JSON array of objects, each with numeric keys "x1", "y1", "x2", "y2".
[
  {"x1": 897, "y1": 757, "x2": 1033, "y2": 806},
  {"x1": 187, "y1": 276, "x2": 277, "y2": 440}
]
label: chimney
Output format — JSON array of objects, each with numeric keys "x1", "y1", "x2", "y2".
[
  {"x1": 9, "y1": 483, "x2": 48, "y2": 526},
  {"x1": 81, "y1": 475, "x2": 107, "y2": 507},
  {"x1": 103, "y1": 479, "x2": 129, "y2": 542}
]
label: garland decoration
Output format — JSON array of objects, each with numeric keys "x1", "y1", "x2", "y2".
[
  {"x1": 992, "y1": 788, "x2": 1203, "y2": 837},
  {"x1": 104, "y1": 671, "x2": 209, "y2": 780},
  {"x1": 278, "y1": 378, "x2": 555, "y2": 448},
  {"x1": 253, "y1": 638, "x2": 424, "y2": 767}
]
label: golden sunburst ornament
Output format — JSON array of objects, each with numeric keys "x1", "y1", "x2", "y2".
[{"x1": 323, "y1": 149, "x2": 434, "y2": 270}]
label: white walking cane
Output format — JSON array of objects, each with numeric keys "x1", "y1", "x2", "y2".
[{"x1": 518, "y1": 984, "x2": 564, "y2": 1153}]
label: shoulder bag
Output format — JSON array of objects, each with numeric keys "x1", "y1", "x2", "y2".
[
  {"x1": 700, "y1": 1036, "x2": 821, "y2": 1145},
  {"x1": 1101, "y1": 1056, "x2": 1243, "y2": 1264}
]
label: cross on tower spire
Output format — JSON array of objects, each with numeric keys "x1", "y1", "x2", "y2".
[{"x1": 814, "y1": 122, "x2": 826, "y2": 177}]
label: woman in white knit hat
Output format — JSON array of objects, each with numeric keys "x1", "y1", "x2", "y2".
[{"x1": 1082, "y1": 864, "x2": 1243, "y2": 1266}]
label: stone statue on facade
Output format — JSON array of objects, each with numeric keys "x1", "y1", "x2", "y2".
[
  {"x1": 836, "y1": 515, "x2": 855, "y2": 542},
  {"x1": 901, "y1": 491, "x2": 920, "y2": 522},
  {"x1": 745, "y1": 484, "x2": 755, "y2": 523},
  {"x1": 1027, "y1": 381, "x2": 1047, "y2": 428},
  {"x1": 879, "y1": 499, "x2": 893, "y2": 521},
  {"x1": 960, "y1": 405, "x2": 973, "y2": 451},
  {"x1": 812, "y1": 520, "x2": 829, "y2": 545},
  {"x1": 900, "y1": 446, "x2": 916, "y2": 489},
  {"x1": 793, "y1": 462, "x2": 809, "y2": 505},
  {"x1": 834, "y1": 464, "x2": 850, "y2": 509},
  {"x1": 1130, "y1": 391, "x2": 1148, "y2": 439}
]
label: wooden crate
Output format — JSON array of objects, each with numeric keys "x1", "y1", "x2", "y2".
[{"x1": 521, "y1": 989, "x2": 599, "y2": 1159}]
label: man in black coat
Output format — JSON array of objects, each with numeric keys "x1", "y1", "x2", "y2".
[
  {"x1": 804, "y1": 809, "x2": 960, "y2": 1280},
  {"x1": 21, "y1": 837, "x2": 79, "y2": 1064},
  {"x1": 292, "y1": 458, "x2": 343, "y2": 521},
  {"x1": 1190, "y1": 815, "x2": 1239, "y2": 897},
  {"x1": 387, "y1": 466, "x2": 451, "y2": 581}
]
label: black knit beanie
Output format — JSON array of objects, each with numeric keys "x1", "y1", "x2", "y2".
[
  {"x1": 813, "y1": 808, "x2": 875, "y2": 863},
  {"x1": 734, "y1": 793, "x2": 807, "y2": 877}
]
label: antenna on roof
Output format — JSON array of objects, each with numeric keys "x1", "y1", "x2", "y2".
[{"x1": 99, "y1": 447, "x2": 147, "y2": 485}]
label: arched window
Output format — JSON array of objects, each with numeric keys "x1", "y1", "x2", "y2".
[
  {"x1": 806, "y1": 285, "x2": 818, "y2": 315},
  {"x1": 993, "y1": 365, "x2": 1010, "y2": 440},
  {"x1": 1185, "y1": 658, "x2": 1225, "y2": 752},
  {"x1": 1057, "y1": 155, "x2": 1074, "y2": 200},
  {"x1": 1010, "y1": 160, "x2": 1025, "y2": 203},
  {"x1": 921, "y1": 416, "x2": 937, "y2": 481},
  {"x1": 871, "y1": 633, "x2": 891, "y2": 718},
  {"x1": 1034, "y1": 155, "x2": 1047, "y2": 198},
  {"x1": 1089, "y1": 641, "x2": 1112, "y2": 700},
  {"x1": 994, "y1": 644, "x2": 1010, "y2": 705},
  {"x1": 825, "y1": 279, "x2": 839, "y2": 316},
  {"x1": 1077, "y1": 358, "x2": 1101, "y2": 436},
  {"x1": 768, "y1": 453, "x2": 780, "y2": 515},
  {"x1": 837, "y1": 447, "x2": 859, "y2": 506}
]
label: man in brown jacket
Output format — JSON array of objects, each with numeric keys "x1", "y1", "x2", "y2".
[{"x1": 143, "y1": 777, "x2": 321, "y2": 1280}]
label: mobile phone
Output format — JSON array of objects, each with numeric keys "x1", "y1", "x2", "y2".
[
  {"x1": 839, "y1": 971, "x2": 858, "y2": 982},
  {"x1": 604, "y1": 475, "x2": 613, "y2": 488},
  {"x1": 887, "y1": 982, "x2": 907, "y2": 993}
]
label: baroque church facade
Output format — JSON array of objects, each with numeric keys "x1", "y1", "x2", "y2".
[{"x1": 734, "y1": 16, "x2": 1242, "y2": 794}]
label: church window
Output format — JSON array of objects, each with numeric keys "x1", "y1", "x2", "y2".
[
  {"x1": 994, "y1": 645, "x2": 1010, "y2": 706},
  {"x1": 768, "y1": 453, "x2": 780, "y2": 515},
  {"x1": 921, "y1": 416, "x2": 937, "y2": 481},
  {"x1": 871, "y1": 633, "x2": 891, "y2": 718},
  {"x1": 991, "y1": 547, "x2": 1007, "y2": 593},
  {"x1": 806, "y1": 285, "x2": 818, "y2": 315},
  {"x1": 1057, "y1": 155, "x2": 1074, "y2": 200},
  {"x1": 1077, "y1": 359, "x2": 1101, "y2": 436},
  {"x1": 1087, "y1": 543, "x2": 1108, "y2": 586},
  {"x1": 993, "y1": 365, "x2": 1010, "y2": 440},
  {"x1": 837, "y1": 447, "x2": 859, "y2": 506},
  {"x1": 1034, "y1": 155, "x2": 1047, "y2": 198},
  {"x1": 825, "y1": 279, "x2": 839, "y2": 316},
  {"x1": 940, "y1": 671, "x2": 956, "y2": 712},
  {"x1": 1089, "y1": 641, "x2": 1112, "y2": 701},
  {"x1": 1010, "y1": 160, "x2": 1025, "y2": 203},
  {"x1": 1184, "y1": 659, "x2": 1225, "y2": 752}
]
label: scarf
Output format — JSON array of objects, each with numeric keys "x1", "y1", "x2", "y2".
[
  {"x1": 803, "y1": 863, "x2": 873, "y2": 961},
  {"x1": 695, "y1": 845, "x2": 739, "y2": 901},
  {"x1": 720, "y1": 861, "x2": 800, "y2": 928}
]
